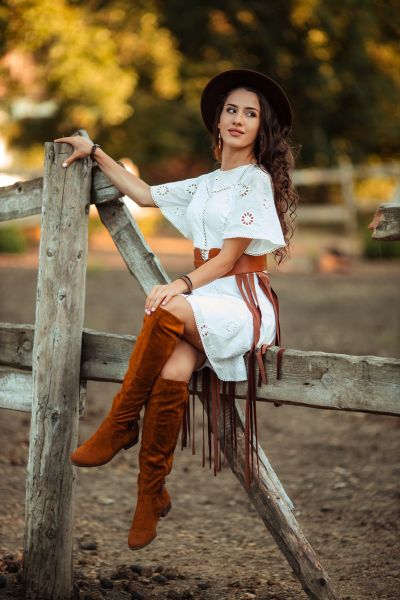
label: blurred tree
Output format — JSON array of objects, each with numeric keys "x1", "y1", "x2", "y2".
[
  {"x1": 158, "y1": 0, "x2": 400, "y2": 166},
  {"x1": 0, "y1": 0, "x2": 398, "y2": 176},
  {"x1": 0, "y1": 0, "x2": 183, "y2": 166}
]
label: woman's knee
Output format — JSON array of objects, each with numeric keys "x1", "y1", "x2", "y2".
[
  {"x1": 161, "y1": 297, "x2": 205, "y2": 354},
  {"x1": 160, "y1": 339, "x2": 199, "y2": 382},
  {"x1": 160, "y1": 296, "x2": 186, "y2": 319}
]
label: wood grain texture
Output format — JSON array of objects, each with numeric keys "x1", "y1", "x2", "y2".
[
  {"x1": 22, "y1": 140, "x2": 90, "y2": 600},
  {"x1": 0, "y1": 366, "x2": 86, "y2": 415},
  {"x1": 0, "y1": 177, "x2": 43, "y2": 221},
  {"x1": 0, "y1": 163, "x2": 124, "y2": 222},
  {"x1": 219, "y1": 399, "x2": 339, "y2": 599},
  {"x1": 96, "y1": 198, "x2": 170, "y2": 294},
  {"x1": 1, "y1": 323, "x2": 399, "y2": 415}
]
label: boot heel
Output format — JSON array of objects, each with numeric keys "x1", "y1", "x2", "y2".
[{"x1": 161, "y1": 502, "x2": 172, "y2": 517}]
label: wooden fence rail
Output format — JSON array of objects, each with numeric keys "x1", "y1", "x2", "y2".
[
  {"x1": 0, "y1": 130, "x2": 399, "y2": 599},
  {"x1": 1, "y1": 157, "x2": 400, "y2": 234},
  {"x1": 1, "y1": 325, "x2": 399, "y2": 416}
]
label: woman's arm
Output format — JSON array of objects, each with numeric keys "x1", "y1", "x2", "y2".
[
  {"x1": 145, "y1": 237, "x2": 252, "y2": 312},
  {"x1": 94, "y1": 148, "x2": 155, "y2": 208},
  {"x1": 53, "y1": 137, "x2": 155, "y2": 207}
]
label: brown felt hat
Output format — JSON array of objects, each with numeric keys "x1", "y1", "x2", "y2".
[{"x1": 200, "y1": 68, "x2": 293, "y2": 137}]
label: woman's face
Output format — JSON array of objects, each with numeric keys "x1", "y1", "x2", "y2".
[{"x1": 218, "y1": 87, "x2": 261, "y2": 153}]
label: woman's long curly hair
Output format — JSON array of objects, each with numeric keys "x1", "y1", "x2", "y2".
[{"x1": 211, "y1": 86, "x2": 300, "y2": 265}]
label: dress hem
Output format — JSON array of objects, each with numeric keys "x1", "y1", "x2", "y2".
[{"x1": 179, "y1": 292, "x2": 249, "y2": 382}]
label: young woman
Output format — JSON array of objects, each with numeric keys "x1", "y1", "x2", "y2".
[{"x1": 54, "y1": 68, "x2": 298, "y2": 551}]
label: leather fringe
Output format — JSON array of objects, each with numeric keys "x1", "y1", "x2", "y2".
[{"x1": 180, "y1": 271, "x2": 287, "y2": 491}]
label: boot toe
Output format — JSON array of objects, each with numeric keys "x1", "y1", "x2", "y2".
[
  {"x1": 128, "y1": 529, "x2": 157, "y2": 551},
  {"x1": 70, "y1": 445, "x2": 108, "y2": 467},
  {"x1": 71, "y1": 424, "x2": 139, "y2": 467}
]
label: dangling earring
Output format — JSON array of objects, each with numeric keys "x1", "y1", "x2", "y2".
[{"x1": 218, "y1": 130, "x2": 222, "y2": 149}]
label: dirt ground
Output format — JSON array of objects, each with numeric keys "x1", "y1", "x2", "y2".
[{"x1": 0, "y1": 255, "x2": 399, "y2": 600}]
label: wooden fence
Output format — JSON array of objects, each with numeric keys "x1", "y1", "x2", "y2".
[
  {"x1": 0, "y1": 130, "x2": 399, "y2": 600},
  {"x1": 2, "y1": 155, "x2": 399, "y2": 238},
  {"x1": 293, "y1": 156, "x2": 400, "y2": 234}
]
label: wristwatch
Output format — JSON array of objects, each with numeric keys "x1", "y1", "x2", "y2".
[{"x1": 90, "y1": 143, "x2": 101, "y2": 160}]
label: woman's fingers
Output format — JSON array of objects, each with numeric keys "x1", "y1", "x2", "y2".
[
  {"x1": 61, "y1": 150, "x2": 81, "y2": 168},
  {"x1": 145, "y1": 285, "x2": 169, "y2": 314},
  {"x1": 144, "y1": 289, "x2": 156, "y2": 313},
  {"x1": 145, "y1": 293, "x2": 162, "y2": 314},
  {"x1": 55, "y1": 150, "x2": 81, "y2": 167},
  {"x1": 53, "y1": 137, "x2": 92, "y2": 167},
  {"x1": 54, "y1": 137, "x2": 78, "y2": 167}
]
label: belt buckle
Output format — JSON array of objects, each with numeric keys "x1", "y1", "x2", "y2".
[{"x1": 200, "y1": 248, "x2": 209, "y2": 261}]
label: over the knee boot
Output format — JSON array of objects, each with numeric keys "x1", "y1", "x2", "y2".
[
  {"x1": 70, "y1": 308, "x2": 185, "y2": 467},
  {"x1": 128, "y1": 375, "x2": 189, "y2": 550}
]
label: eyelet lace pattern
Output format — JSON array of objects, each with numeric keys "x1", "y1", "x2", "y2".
[{"x1": 151, "y1": 163, "x2": 284, "y2": 382}]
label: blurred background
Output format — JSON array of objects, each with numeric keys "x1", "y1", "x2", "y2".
[
  {"x1": 0, "y1": 4, "x2": 399, "y2": 599},
  {"x1": 0, "y1": 0, "x2": 399, "y2": 270}
]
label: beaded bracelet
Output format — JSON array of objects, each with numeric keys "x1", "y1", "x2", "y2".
[
  {"x1": 90, "y1": 143, "x2": 100, "y2": 159},
  {"x1": 179, "y1": 274, "x2": 193, "y2": 294}
]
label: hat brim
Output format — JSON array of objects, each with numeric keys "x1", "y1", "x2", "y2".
[{"x1": 200, "y1": 68, "x2": 292, "y2": 136}]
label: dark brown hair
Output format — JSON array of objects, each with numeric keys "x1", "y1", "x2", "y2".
[{"x1": 211, "y1": 86, "x2": 299, "y2": 265}]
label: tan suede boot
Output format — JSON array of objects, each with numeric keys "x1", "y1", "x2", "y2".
[
  {"x1": 128, "y1": 376, "x2": 189, "y2": 550},
  {"x1": 71, "y1": 308, "x2": 185, "y2": 467}
]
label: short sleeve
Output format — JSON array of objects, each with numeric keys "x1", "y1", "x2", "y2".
[
  {"x1": 150, "y1": 176, "x2": 199, "y2": 239},
  {"x1": 222, "y1": 167, "x2": 286, "y2": 255}
]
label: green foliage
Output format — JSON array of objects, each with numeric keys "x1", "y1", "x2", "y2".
[
  {"x1": 1, "y1": 0, "x2": 399, "y2": 171},
  {"x1": 159, "y1": 0, "x2": 400, "y2": 166},
  {"x1": 87, "y1": 262, "x2": 105, "y2": 273},
  {"x1": 359, "y1": 213, "x2": 400, "y2": 260},
  {"x1": 0, "y1": 226, "x2": 28, "y2": 253},
  {"x1": 363, "y1": 237, "x2": 400, "y2": 260},
  {"x1": 88, "y1": 215, "x2": 104, "y2": 235}
]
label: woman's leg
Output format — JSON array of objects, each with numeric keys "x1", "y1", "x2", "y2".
[
  {"x1": 71, "y1": 296, "x2": 205, "y2": 468},
  {"x1": 158, "y1": 296, "x2": 208, "y2": 378},
  {"x1": 160, "y1": 338, "x2": 206, "y2": 381},
  {"x1": 70, "y1": 306, "x2": 186, "y2": 467},
  {"x1": 128, "y1": 375, "x2": 189, "y2": 550},
  {"x1": 128, "y1": 299, "x2": 207, "y2": 550}
]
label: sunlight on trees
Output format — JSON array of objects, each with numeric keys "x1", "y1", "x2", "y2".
[
  {"x1": 0, "y1": 0, "x2": 398, "y2": 170},
  {"x1": 0, "y1": 0, "x2": 183, "y2": 133}
]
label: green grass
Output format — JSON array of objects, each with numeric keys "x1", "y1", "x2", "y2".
[
  {"x1": 0, "y1": 226, "x2": 28, "y2": 253},
  {"x1": 359, "y1": 213, "x2": 400, "y2": 260}
]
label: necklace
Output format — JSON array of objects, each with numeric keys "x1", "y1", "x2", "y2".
[{"x1": 200, "y1": 163, "x2": 256, "y2": 261}]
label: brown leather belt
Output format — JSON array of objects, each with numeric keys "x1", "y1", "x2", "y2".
[
  {"x1": 193, "y1": 247, "x2": 267, "y2": 275},
  {"x1": 186, "y1": 246, "x2": 286, "y2": 490}
]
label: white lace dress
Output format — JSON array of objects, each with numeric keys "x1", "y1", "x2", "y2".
[{"x1": 150, "y1": 163, "x2": 286, "y2": 382}]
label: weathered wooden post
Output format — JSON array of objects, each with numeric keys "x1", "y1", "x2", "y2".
[
  {"x1": 368, "y1": 184, "x2": 400, "y2": 241},
  {"x1": 22, "y1": 137, "x2": 91, "y2": 599}
]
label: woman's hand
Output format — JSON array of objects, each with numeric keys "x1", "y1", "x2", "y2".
[
  {"x1": 53, "y1": 136, "x2": 93, "y2": 168},
  {"x1": 144, "y1": 280, "x2": 187, "y2": 315}
]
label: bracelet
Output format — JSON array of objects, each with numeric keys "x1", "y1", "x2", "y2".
[
  {"x1": 179, "y1": 275, "x2": 193, "y2": 294},
  {"x1": 90, "y1": 143, "x2": 101, "y2": 160}
]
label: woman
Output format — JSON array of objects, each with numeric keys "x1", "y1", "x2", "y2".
[{"x1": 54, "y1": 68, "x2": 298, "y2": 551}]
